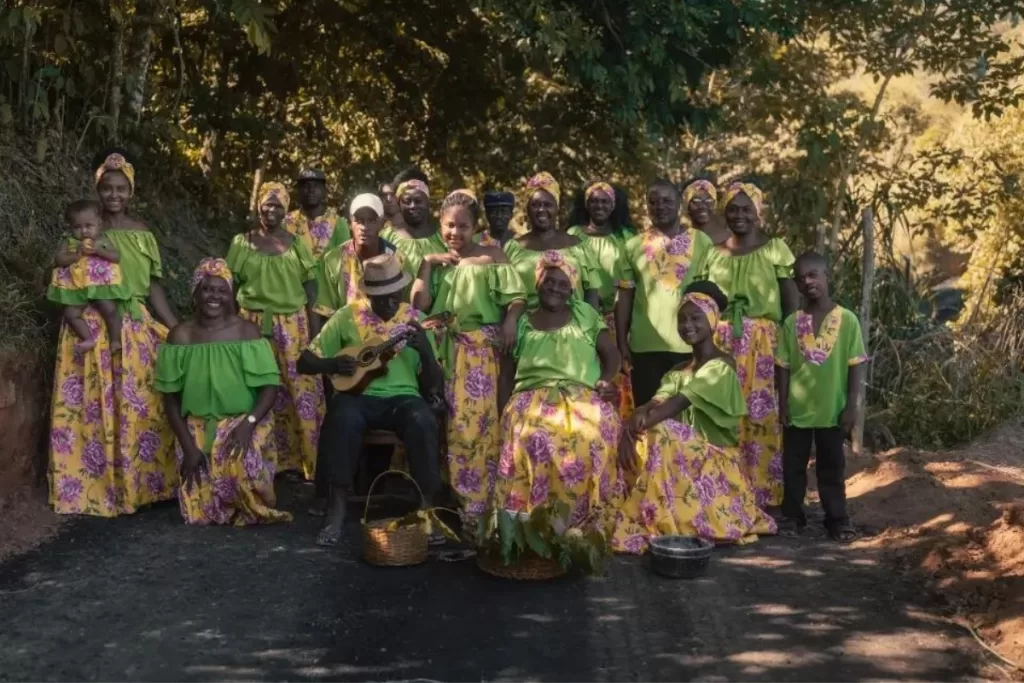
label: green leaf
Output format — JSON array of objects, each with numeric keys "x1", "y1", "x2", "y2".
[{"x1": 522, "y1": 518, "x2": 552, "y2": 558}]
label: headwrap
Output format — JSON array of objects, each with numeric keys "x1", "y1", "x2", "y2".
[
  {"x1": 524, "y1": 172, "x2": 560, "y2": 208},
  {"x1": 258, "y1": 181, "x2": 290, "y2": 213},
  {"x1": 681, "y1": 291, "x2": 721, "y2": 331},
  {"x1": 584, "y1": 181, "x2": 616, "y2": 208},
  {"x1": 396, "y1": 179, "x2": 430, "y2": 199},
  {"x1": 534, "y1": 250, "x2": 579, "y2": 291},
  {"x1": 682, "y1": 179, "x2": 717, "y2": 207},
  {"x1": 191, "y1": 257, "x2": 233, "y2": 294},
  {"x1": 721, "y1": 182, "x2": 764, "y2": 223},
  {"x1": 94, "y1": 153, "x2": 136, "y2": 194},
  {"x1": 445, "y1": 188, "x2": 478, "y2": 204}
]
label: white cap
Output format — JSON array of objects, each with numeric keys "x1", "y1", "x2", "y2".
[{"x1": 350, "y1": 193, "x2": 384, "y2": 219}]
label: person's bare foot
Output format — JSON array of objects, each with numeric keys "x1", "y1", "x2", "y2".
[
  {"x1": 109, "y1": 339, "x2": 123, "y2": 353},
  {"x1": 73, "y1": 336, "x2": 97, "y2": 354}
]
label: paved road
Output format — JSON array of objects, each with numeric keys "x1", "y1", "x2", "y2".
[{"x1": 0, "y1": 486, "x2": 982, "y2": 681}]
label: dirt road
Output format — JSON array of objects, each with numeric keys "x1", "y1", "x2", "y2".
[{"x1": 0, "y1": 489, "x2": 984, "y2": 681}]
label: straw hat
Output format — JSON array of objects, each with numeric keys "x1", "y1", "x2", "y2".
[{"x1": 359, "y1": 252, "x2": 411, "y2": 296}]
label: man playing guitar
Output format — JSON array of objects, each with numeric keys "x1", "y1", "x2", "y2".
[{"x1": 298, "y1": 249, "x2": 445, "y2": 547}]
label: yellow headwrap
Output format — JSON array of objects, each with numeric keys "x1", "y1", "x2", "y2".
[
  {"x1": 681, "y1": 291, "x2": 721, "y2": 330},
  {"x1": 524, "y1": 172, "x2": 560, "y2": 208},
  {"x1": 257, "y1": 182, "x2": 290, "y2": 213},
  {"x1": 445, "y1": 188, "x2": 478, "y2": 204},
  {"x1": 721, "y1": 182, "x2": 764, "y2": 223},
  {"x1": 94, "y1": 153, "x2": 136, "y2": 194},
  {"x1": 585, "y1": 181, "x2": 616, "y2": 208},
  {"x1": 534, "y1": 250, "x2": 579, "y2": 291},
  {"x1": 397, "y1": 179, "x2": 430, "y2": 199},
  {"x1": 191, "y1": 257, "x2": 234, "y2": 293},
  {"x1": 683, "y1": 179, "x2": 717, "y2": 207}
]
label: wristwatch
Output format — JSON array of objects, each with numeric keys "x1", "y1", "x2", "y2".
[{"x1": 245, "y1": 414, "x2": 257, "y2": 425}]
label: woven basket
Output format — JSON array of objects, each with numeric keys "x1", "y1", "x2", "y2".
[
  {"x1": 361, "y1": 470, "x2": 428, "y2": 567},
  {"x1": 477, "y1": 550, "x2": 567, "y2": 581}
]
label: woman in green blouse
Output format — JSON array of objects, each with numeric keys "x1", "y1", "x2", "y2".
[
  {"x1": 381, "y1": 177, "x2": 447, "y2": 278},
  {"x1": 48, "y1": 150, "x2": 179, "y2": 517},
  {"x1": 157, "y1": 259, "x2": 291, "y2": 526},
  {"x1": 700, "y1": 181, "x2": 800, "y2": 509},
  {"x1": 411, "y1": 190, "x2": 527, "y2": 524},
  {"x1": 612, "y1": 281, "x2": 776, "y2": 553},
  {"x1": 566, "y1": 180, "x2": 635, "y2": 420},
  {"x1": 226, "y1": 182, "x2": 324, "y2": 481},
  {"x1": 492, "y1": 251, "x2": 622, "y2": 531},
  {"x1": 504, "y1": 172, "x2": 601, "y2": 310}
]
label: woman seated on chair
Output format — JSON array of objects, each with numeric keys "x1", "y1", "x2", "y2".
[
  {"x1": 492, "y1": 251, "x2": 623, "y2": 531},
  {"x1": 611, "y1": 281, "x2": 776, "y2": 554},
  {"x1": 297, "y1": 251, "x2": 445, "y2": 547},
  {"x1": 156, "y1": 259, "x2": 291, "y2": 526}
]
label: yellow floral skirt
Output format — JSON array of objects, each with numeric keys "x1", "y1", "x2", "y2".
[
  {"x1": 48, "y1": 305, "x2": 178, "y2": 516},
  {"x1": 176, "y1": 415, "x2": 293, "y2": 526},
  {"x1": 603, "y1": 311, "x2": 634, "y2": 422},
  {"x1": 494, "y1": 384, "x2": 623, "y2": 529},
  {"x1": 611, "y1": 419, "x2": 777, "y2": 554},
  {"x1": 715, "y1": 316, "x2": 784, "y2": 507},
  {"x1": 444, "y1": 327, "x2": 501, "y2": 523},
  {"x1": 241, "y1": 308, "x2": 325, "y2": 479}
]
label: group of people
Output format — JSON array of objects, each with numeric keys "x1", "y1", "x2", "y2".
[{"x1": 46, "y1": 150, "x2": 868, "y2": 554}]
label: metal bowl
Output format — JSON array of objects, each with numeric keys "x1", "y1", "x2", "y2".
[{"x1": 648, "y1": 535, "x2": 713, "y2": 579}]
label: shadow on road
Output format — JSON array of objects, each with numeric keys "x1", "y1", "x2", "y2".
[{"x1": 0, "y1": 483, "x2": 981, "y2": 681}]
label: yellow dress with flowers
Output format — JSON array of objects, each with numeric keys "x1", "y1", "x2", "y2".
[
  {"x1": 701, "y1": 238, "x2": 795, "y2": 507},
  {"x1": 493, "y1": 303, "x2": 623, "y2": 531},
  {"x1": 46, "y1": 236, "x2": 128, "y2": 306},
  {"x1": 47, "y1": 230, "x2": 178, "y2": 516},
  {"x1": 611, "y1": 359, "x2": 777, "y2": 553},
  {"x1": 426, "y1": 262, "x2": 527, "y2": 523},
  {"x1": 226, "y1": 234, "x2": 325, "y2": 479},
  {"x1": 155, "y1": 339, "x2": 292, "y2": 526}
]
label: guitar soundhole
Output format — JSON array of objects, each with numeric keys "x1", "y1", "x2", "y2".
[{"x1": 357, "y1": 349, "x2": 375, "y2": 364}]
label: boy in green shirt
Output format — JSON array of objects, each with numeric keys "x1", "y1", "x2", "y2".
[{"x1": 776, "y1": 251, "x2": 869, "y2": 543}]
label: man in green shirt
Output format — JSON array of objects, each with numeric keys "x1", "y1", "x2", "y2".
[
  {"x1": 298, "y1": 251, "x2": 445, "y2": 547},
  {"x1": 776, "y1": 251, "x2": 868, "y2": 543}
]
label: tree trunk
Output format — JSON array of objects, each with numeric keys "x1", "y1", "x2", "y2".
[
  {"x1": 852, "y1": 207, "x2": 875, "y2": 455},
  {"x1": 248, "y1": 161, "x2": 265, "y2": 216}
]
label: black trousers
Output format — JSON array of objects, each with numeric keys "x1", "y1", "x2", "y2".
[
  {"x1": 631, "y1": 351, "x2": 692, "y2": 406},
  {"x1": 315, "y1": 393, "x2": 441, "y2": 500},
  {"x1": 782, "y1": 426, "x2": 848, "y2": 530}
]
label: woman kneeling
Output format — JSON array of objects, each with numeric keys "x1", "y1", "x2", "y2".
[
  {"x1": 156, "y1": 259, "x2": 292, "y2": 525},
  {"x1": 612, "y1": 281, "x2": 775, "y2": 553},
  {"x1": 494, "y1": 251, "x2": 623, "y2": 529}
]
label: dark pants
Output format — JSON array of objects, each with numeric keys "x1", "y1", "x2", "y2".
[
  {"x1": 782, "y1": 426, "x2": 848, "y2": 530},
  {"x1": 315, "y1": 393, "x2": 441, "y2": 501},
  {"x1": 631, "y1": 351, "x2": 692, "y2": 406}
]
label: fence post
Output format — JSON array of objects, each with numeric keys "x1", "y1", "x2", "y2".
[{"x1": 852, "y1": 207, "x2": 874, "y2": 455}]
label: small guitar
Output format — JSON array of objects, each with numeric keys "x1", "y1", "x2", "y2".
[{"x1": 331, "y1": 311, "x2": 454, "y2": 394}]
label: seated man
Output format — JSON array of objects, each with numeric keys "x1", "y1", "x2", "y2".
[{"x1": 297, "y1": 251, "x2": 444, "y2": 547}]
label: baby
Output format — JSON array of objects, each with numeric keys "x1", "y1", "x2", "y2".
[{"x1": 48, "y1": 199, "x2": 126, "y2": 352}]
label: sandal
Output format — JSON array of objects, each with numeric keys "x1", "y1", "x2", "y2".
[
  {"x1": 828, "y1": 525, "x2": 858, "y2": 544},
  {"x1": 428, "y1": 530, "x2": 447, "y2": 547},
  {"x1": 315, "y1": 526, "x2": 342, "y2": 548},
  {"x1": 435, "y1": 548, "x2": 476, "y2": 562},
  {"x1": 776, "y1": 518, "x2": 806, "y2": 538}
]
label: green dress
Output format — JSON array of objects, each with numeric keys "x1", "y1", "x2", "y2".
[
  {"x1": 503, "y1": 239, "x2": 599, "y2": 310},
  {"x1": 155, "y1": 339, "x2": 281, "y2": 452},
  {"x1": 107, "y1": 229, "x2": 164, "y2": 319},
  {"x1": 226, "y1": 233, "x2": 317, "y2": 334},
  {"x1": 700, "y1": 238, "x2": 795, "y2": 329},
  {"x1": 775, "y1": 306, "x2": 868, "y2": 429},
  {"x1": 512, "y1": 302, "x2": 606, "y2": 393},
  {"x1": 566, "y1": 226, "x2": 630, "y2": 316},
  {"x1": 428, "y1": 262, "x2": 526, "y2": 374},
  {"x1": 652, "y1": 359, "x2": 747, "y2": 447},
  {"x1": 621, "y1": 227, "x2": 714, "y2": 354}
]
